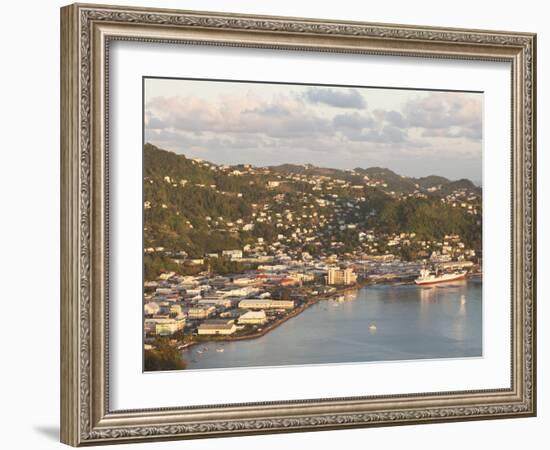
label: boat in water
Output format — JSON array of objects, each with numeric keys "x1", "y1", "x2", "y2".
[{"x1": 415, "y1": 268, "x2": 467, "y2": 286}]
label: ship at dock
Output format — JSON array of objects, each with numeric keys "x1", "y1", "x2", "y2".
[{"x1": 415, "y1": 268, "x2": 467, "y2": 286}]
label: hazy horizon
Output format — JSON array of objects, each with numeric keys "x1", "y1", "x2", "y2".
[
  {"x1": 146, "y1": 142, "x2": 481, "y2": 186},
  {"x1": 144, "y1": 78, "x2": 483, "y2": 183}
]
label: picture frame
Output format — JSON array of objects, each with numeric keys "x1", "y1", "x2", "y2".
[{"x1": 60, "y1": 2, "x2": 536, "y2": 446}]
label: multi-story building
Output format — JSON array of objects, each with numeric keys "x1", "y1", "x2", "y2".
[{"x1": 326, "y1": 267, "x2": 357, "y2": 286}]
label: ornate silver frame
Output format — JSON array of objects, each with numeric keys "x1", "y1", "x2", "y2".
[{"x1": 60, "y1": 3, "x2": 536, "y2": 446}]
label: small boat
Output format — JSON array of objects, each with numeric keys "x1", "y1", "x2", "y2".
[
  {"x1": 368, "y1": 324, "x2": 377, "y2": 331},
  {"x1": 216, "y1": 348, "x2": 225, "y2": 353}
]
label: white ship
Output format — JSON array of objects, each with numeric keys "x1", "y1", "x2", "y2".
[{"x1": 415, "y1": 268, "x2": 467, "y2": 286}]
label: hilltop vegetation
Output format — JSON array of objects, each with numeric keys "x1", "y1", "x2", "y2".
[{"x1": 143, "y1": 144, "x2": 481, "y2": 278}]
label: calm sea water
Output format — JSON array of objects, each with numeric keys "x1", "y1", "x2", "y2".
[{"x1": 183, "y1": 277, "x2": 482, "y2": 370}]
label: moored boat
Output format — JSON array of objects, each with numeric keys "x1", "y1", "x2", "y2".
[{"x1": 415, "y1": 269, "x2": 467, "y2": 286}]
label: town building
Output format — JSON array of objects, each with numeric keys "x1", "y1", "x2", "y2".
[
  {"x1": 238, "y1": 311, "x2": 268, "y2": 325},
  {"x1": 169, "y1": 304, "x2": 183, "y2": 316},
  {"x1": 187, "y1": 305, "x2": 216, "y2": 319},
  {"x1": 197, "y1": 298, "x2": 233, "y2": 308},
  {"x1": 197, "y1": 319, "x2": 237, "y2": 335},
  {"x1": 143, "y1": 301, "x2": 160, "y2": 316},
  {"x1": 144, "y1": 317, "x2": 186, "y2": 336},
  {"x1": 326, "y1": 267, "x2": 358, "y2": 285},
  {"x1": 238, "y1": 299, "x2": 295, "y2": 310},
  {"x1": 222, "y1": 249, "x2": 243, "y2": 260}
]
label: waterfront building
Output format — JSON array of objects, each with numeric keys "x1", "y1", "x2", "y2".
[
  {"x1": 438, "y1": 260, "x2": 475, "y2": 270},
  {"x1": 238, "y1": 311, "x2": 268, "y2": 325},
  {"x1": 197, "y1": 319, "x2": 237, "y2": 335},
  {"x1": 326, "y1": 267, "x2": 358, "y2": 285},
  {"x1": 238, "y1": 299, "x2": 295, "y2": 310}
]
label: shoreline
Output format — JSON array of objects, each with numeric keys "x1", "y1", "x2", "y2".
[
  {"x1": 179, "y1": 273, "x2": 482, "y2": 351},
  {"x1": 178, "y1": 280, "x2": 371, "y2": 351}
]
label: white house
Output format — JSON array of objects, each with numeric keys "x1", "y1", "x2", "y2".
[{"x1": 238, "y1": 311, "x2": 268, "y2": 325}]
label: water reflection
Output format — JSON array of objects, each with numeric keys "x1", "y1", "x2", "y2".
[
  {"x1": 184, "y1": 279, "x2": 482, "y2": 370},
  {"x1": 419, "y1": 286, "x2": 436, "y2": 304}
]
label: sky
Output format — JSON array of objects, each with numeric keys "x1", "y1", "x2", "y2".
[{"x1": 144, "y1": 78, "x2": 483, "y2": 183}]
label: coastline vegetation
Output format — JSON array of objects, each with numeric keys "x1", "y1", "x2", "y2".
[{"x1": 144, "y1": 338, "x2": 187, "y2": 371}]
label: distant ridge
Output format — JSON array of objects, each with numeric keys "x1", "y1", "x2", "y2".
[{"x1": 146, "y1": 143, "x2": 479, "y2": 192}]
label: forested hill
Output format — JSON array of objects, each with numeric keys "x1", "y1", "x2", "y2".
[{"x1": 143, "y1": 143, "x2": 482, "y2": 265}]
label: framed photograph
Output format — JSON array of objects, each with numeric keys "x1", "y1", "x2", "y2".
[{"x1": 60, "y1": 3, "x2": 536, "y2": 446}]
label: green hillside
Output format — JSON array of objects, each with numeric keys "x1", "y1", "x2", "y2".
[{"x1": 143, "y1": 143, "x2": 482, "y2": 277}]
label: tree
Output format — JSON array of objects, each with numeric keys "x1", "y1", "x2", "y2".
[{"x1": 144, "y1": 338, "x2": 187, "y2": 371}]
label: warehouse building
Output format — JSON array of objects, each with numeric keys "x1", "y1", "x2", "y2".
[
  {"x1": 197, "y1": 319, "x2": 237, "y2": 335},
  {"x1": 238, "y1": 311, "x2": 268, "y2": 325}
]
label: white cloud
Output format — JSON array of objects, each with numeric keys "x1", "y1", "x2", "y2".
[{"x1": 144, "y1": 80, "x2": 482, "y2": 181}]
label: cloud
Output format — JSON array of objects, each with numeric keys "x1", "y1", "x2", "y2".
[
  {"x1": 243, "y1": 104, "x2": 290, "y2": 116},
  {"x1": 385, "y1": 110, "x2": 408, "y2": 128},
  {"x1": 421, "y1": 126, "x2": 482, "y2": 140},
  {"x1": 332, "y1": 112, "x2": 422, "y2": 146},
  {"x1": 146, "y1": 94, "x2": 332, "y2": 139},
  {"x1": 403, "y1": 93, "x2": 482, "y2": 140},
  {"x1": 333, "y1": 112, "x2": 374, "y2": 129},
  {"x1": 144, "y1": 84, "x2": 482, "y2": 180},
  {"x1": 302, "y1": 87, "x2": 366, "y2": 109},
  {"x1": 342, "y1": 125, "x2": 408, "y2": 144}
]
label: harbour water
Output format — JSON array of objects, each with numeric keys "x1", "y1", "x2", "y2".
[{"x1": 183, "y1": 277, "x2": 482, "y2": 370}]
